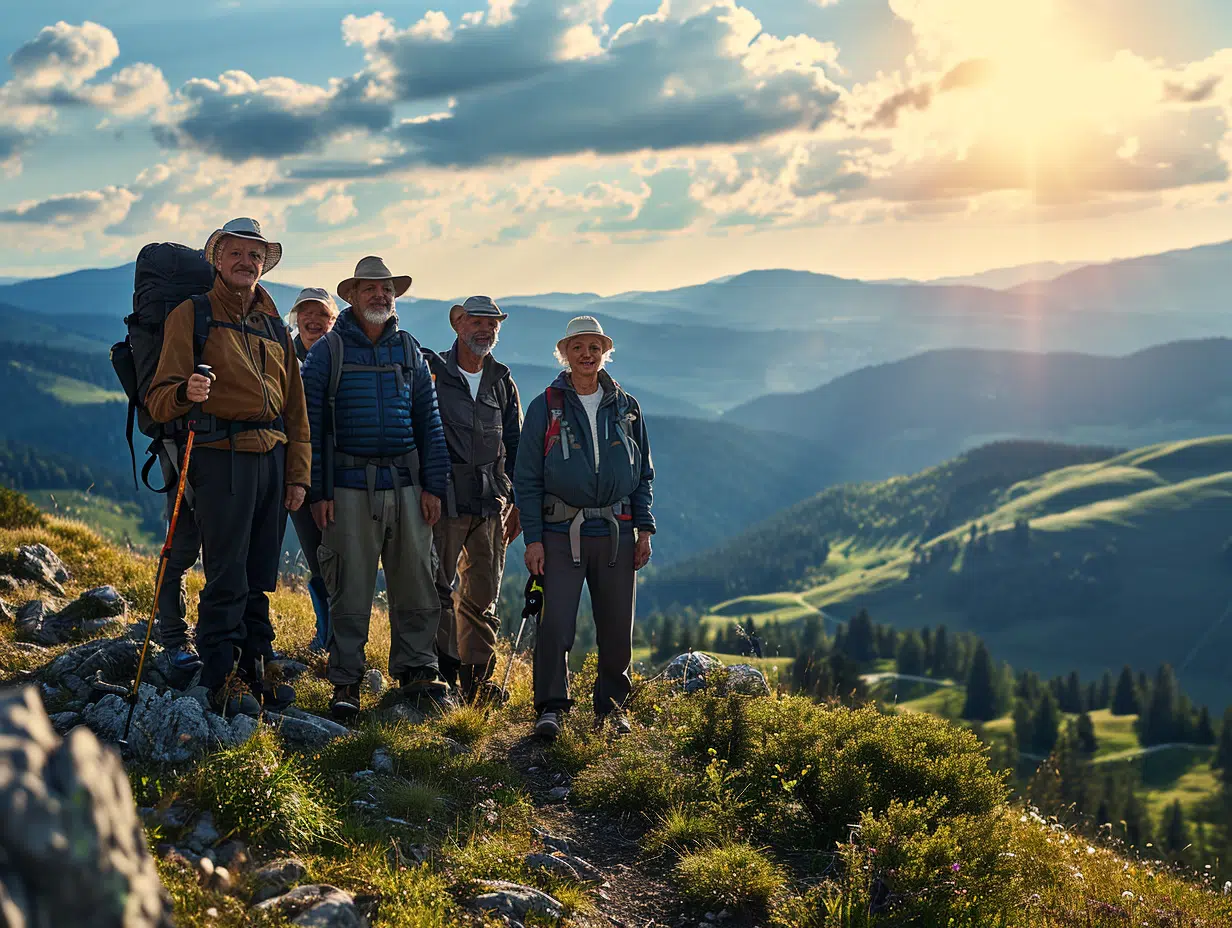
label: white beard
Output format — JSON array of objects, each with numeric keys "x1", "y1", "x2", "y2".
[
  {"x1": 464, "y1": 331, "x2": 498, "y2": 357},
  {"x1": 358, "y1": 305, "x2": 394, "y2": 326}
]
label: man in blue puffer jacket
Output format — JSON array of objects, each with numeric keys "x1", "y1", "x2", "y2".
[{"x1": 301, "y1": 256, "x2": 452, "y2": 719}]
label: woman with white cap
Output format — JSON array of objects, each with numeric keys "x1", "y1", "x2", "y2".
[
  {"x1": 513, "y1": 315, "x2": 656, "y2": 740},
  {"x1": 286, "y1": 287, "x2": 340, "y2": 652}
]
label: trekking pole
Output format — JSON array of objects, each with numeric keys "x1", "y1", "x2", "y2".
[
  {"x1": 500, "y1": 574, "x2": 544, "y2": 696},
  {"x1": 120, "y1": 364, "x2": 213, "y2": 747}
]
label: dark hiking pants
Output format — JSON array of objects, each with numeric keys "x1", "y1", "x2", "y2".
[
  {"x1": 156, "y1": 505, "x2": 200, "y2": 650},
  {"x1": 434, "y1": 513, "x2": 507, "y2": 677},
  {"x1": 189, "y1": 444, "x2": 285, "y2": 691},
  {"x1": 534, "y1": 530, "x2": 636, "y2": 716}
]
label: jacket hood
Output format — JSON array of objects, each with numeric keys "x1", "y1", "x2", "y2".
[
  {"x1": 210, "y1": 276, "x2": 278, "y2": 320},
  {"x1": 550, "y1": 368, "x2": 620, "y2": 397}
]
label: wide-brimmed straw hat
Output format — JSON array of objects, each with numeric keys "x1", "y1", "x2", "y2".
[
  {"x1": 337, "y1": 255, "x2": 412, "y2": 307},
  {"x1": 449, "y1": 295, "x2": 509, "y2": 327},
  {"x1": 556, "y1": 315, "x2": 613, "y2": 355},
  {"x1": 204, "y1": 217, "x2": 282, "y2": 275},
  {"x1": 288, "y1": 287, "x2": 339, "y2": 321}
]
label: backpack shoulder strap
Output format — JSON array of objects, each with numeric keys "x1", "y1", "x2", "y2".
[
  {"x1": 269, "y1": 313, "x2": 293, "y2": 373},
  {"x1": 543, "y1": 386, "x2": 565, "y2": 457},
  {"x1": 189, "y1": 294, "x2": 212, "y2": 367},
  {"x1": 325, "y1": 330, "x2": 345, "y2": 411}
]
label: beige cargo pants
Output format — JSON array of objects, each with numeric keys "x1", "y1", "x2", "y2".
[
  {"x1": 433, "y1": 512, "x2": 507, "y2": 673},
  {"x1": 319, "y1": 486, "x2": 440, "y2": 685}
]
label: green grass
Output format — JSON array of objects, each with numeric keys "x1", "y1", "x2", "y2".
[
  {"x1": 8, "y1": 361, "x2": 127, "y2": 404},
  {"x1": 25, "y1": 489, "x2": 158, "y2": 549}
]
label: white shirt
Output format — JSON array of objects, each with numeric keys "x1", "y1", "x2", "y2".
[
  {"x1": 577, "y1": 389, "x2": 603, "y2": 472},
  {"x1": 460, "y1": 367, "x2": 483, "y2": 401}
]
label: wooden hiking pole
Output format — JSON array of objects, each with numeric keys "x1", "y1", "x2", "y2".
[{"x1": 121, "y1": 364, "x2": 213, "y2": 747}]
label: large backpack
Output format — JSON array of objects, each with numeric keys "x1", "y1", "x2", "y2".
[{"x1": 110, "y1": 241, "x2": 291, "y2": 492}]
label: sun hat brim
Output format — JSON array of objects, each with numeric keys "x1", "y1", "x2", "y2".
[
  {"x1": 204, "y1": 229, "x2": 282, "y2": 276},
  {"x1": 450, "y1": 303, "x2": 509, "y2": 326},
  {"x1": 557, "y1": 331, "x2": 613, "y2": 355},
  {"x1": 337, "y1": 275, "x2": 413, "y2": 307}
]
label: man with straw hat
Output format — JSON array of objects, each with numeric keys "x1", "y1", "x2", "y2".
[
  {"x1": 424, "y1": 295, "x2": 523, "y2": 704},
  {"x1": 146, "y1": 218, "x2": 309, "y2": 717},
  {"x1": 301, "y1": 255, "x2": 452, "y2": 719}
]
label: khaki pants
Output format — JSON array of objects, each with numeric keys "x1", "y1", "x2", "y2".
[
  {"x1": 319, "y1": 486, "x2": 439, "y2": 685},
  {"x1": 434, "y1": 513, "x2": 508, "y2": 673},
  {"x1": 534, "y1": 530, "x2": 636, "y2": 715}
]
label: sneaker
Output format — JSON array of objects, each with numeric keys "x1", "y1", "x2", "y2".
[
  {"x1": 535, "y1": 710, "x2": 562, "y2": 740},
  {"x1": 168, "y1": 647, "x2": 203, "y2": 672},
  {"x1": 330, "y1": 684, "x2": 361, "y2": 720},
  {"x1": 208, "y1": 679, "x2": 261, "y2": 718}
]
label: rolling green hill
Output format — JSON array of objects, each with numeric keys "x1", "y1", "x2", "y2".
[{"x1": 650, "y1": 436, "x2": 1232, "y2": 706}]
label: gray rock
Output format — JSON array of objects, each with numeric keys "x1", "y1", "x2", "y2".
[
  {"x1": 0, "y1": 597, "x2": 12, "y2": 622},
  {"x1": 214, "y1": 840, "x2": 249, "y2": 871},
  {"x1": 532, "y1": 850, "x2": 602, "y2": 883},
  {"x1": 724, "y1": 664, "x2": 771, "y2": 697},
  {"x1": 252, "y1": 857, "x2": 308, "y2": 903},
  {"x1": 265, "y1": 709, "x2": 348, "y2": 747},
  {"x1": 363, "y1": 669, "x2": 385, "y2": 694},
  {"x1": 663, "y1": 651, "x2": 723, "y2": 693},
  {"x1": 8, "y1": 543, "x2": 71, "y2": 595},
  {"x1": 185, "y1": 812, "x2": 221, "y2": 853},
  {"x1": 43, "y1": 637, "x2": 140, "y2": 704},
  {"x1": 532, "y1": 827, "x2": 573, "y2": 855},
  {"x1": 525, "y1": 853, "x2": 582, "y2": 881},
  {"x1": 48, "y1": 711, "x2": 82, "y2": 733},
  {"x1": 470, "y1": 881, "x2": 564, "y2": 920},
  {"x1": 43, "y1": 585, "x2": 129, "y2": 643},
  {"x1": 83, "y1": 685, "x2": 213, "y2": 764},
  {"x1": 0, "y1": 685, "x2": 173, "y2": 927},
  {"x1": 16, "y1": 600, "x2": 54, "y2": 642},
  {"x1": 547, "y1": 786, "x2": 570, "y2": 801},
  {"x1": 252, "y1": 884, "x2": 368, "y2": 927},
  {"x1": 379, "y1": 701, "x2": 425, "y2": 724},
  {"x1": 0, "y1": 575, "x2": 18, "y2": 595},
  {"x1": 371, "y1": 747, "x2": 394, "y2": 774}
]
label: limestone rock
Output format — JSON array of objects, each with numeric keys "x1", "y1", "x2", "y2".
[
  {"x1": 252, "y1": 857, "x2": 308, "y2": 903},
  {"x1": 527, "y1": 849, "x2": 603, "y2": 883},
  {"x1": 265, "y1": 707, "x2": 349, "y2": 747},
  {"x1": 371, "y1": 748, "x2": 394, "y2": 774},
  {"x1": 663, "y1": 651, "x2": 723, "y2": 692},
  {"x1": 7, "y1": 543, "x2": 71, "y2": 595},
  {"x1": 83, "y1": 684, "x2": 254, "y2": 763},
  {"x1": 185, "y1": 812, "x2": 221, "y2": 854},
  {"x1": 15, "y1": 600, "x2": 54, "y2": 643},
  {"x1": 363, "y1": 669, "x2": 385, "y2": 694},
  {"x1": 0, "y1": 685, "x2": 173, "y2": 927},
  {"x1": 469, "y1": 881, "x2": 564, "y2": 921},
  {"x1": 47, "y1": 585, "x2": 129, "y2": 642},
  {"x1": 48, "y1": 711, "x2": 82, "y2": 734},
  {"x1": 252, "y1": 884, "x2": 368, "y2": 928},
  {"x1": 724, "y1": 663, "x2": 772, "y2": 697}
]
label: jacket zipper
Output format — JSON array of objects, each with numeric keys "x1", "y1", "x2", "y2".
[
  {"x1": 239, "y1": 306, "x2": 272, "y2": 421},
  {"x1": 374, "y1": 338, "x2": 387, "y2": 457}
]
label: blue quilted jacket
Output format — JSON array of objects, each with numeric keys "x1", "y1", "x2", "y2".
[{"x1": 301, "y1": 310, "x2": 450, "y2": 502}]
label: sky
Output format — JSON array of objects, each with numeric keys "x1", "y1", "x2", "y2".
[{"x1": 1, "y1": 0, "x2": 1232, "y2": 298}]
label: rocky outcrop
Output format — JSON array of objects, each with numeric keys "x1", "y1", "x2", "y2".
[
  {"x1": 469, "y1": 881, "x2": 564, "y2": 921},
  {"x1": 252, "y1": 883, "x2": 370, "y2": 927},
  {"x1": 661, "y1": 651, "x2": 771, "y2": 697},
  {"x1": 84, "y1": 684, "x2": 258, "y2": 763},
  {"x1": 17, "y1": 586, "x2": 128, "y2": 646},
  {"x1": 725, "y1": 663, "x2": 773, "y2": 697},
  {"x1": 1, "y1": 543, "x2": 72, "y2": 595},
  {"x1": 0, "y1": 685, "x2": 173, "y2": 927}
]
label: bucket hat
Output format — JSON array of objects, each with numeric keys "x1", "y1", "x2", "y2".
[
  {"x1": 204, "y1": 218, "x2": 282, "y2": 275},
  {"x1": 556, "y1": 315, "x2": 613, "y2": 355},
  {"x1": 337, "y1": 256, "x2": 412, "y2": 307},
  {"x1": 449, "y1": 295, "x2": 509, "y2": 327},
  {"x1": 288, "y1": 287, "x2": 338, "y2": 321}
]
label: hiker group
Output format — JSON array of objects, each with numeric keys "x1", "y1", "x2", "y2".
[{"x1": 113, "y1": 218, "x2": 656, "y2": 738}]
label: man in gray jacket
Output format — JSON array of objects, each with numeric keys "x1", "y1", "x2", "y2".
[{"x1": 424, "y1": 296, "x2": 523, "y2": 703}]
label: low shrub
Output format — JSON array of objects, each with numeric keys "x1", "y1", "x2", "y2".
[
  {"x1": 675, "y1": 843, "x2": 785, "y2": 911},
  {"x1": 0, "y1": 486, "x2": 44, "y2": 530},
  {"x1": 645, "y1": 805, "x2": 724, "y2": 855}
]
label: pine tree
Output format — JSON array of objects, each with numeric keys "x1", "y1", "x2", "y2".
[
  {"x1": 1112, "y1": 665, "x2": 1139, "y2": 716},
  {"x1": 962, "y1": 642, "x2": 1000, "y2": 721},
  {"x1": 1215, "y1": 708, "x2": 1232, "y2": 774},
  {"x1": 1063, "y1": 670, "x2": 1085, "y2": 713},
  {"x1": 932, "y1": 625, "x2": 952, "y2": 677},
  {"x1": 1076, "y1": 712, "x2": 1098, "y2": 754},
  {"x1": 1032, "y1": 690, "x2": 1062, "y2": 756},
  {"x1": 1085, "y1": 681, "x2": 1099, "y2": 715},
  {"x1": 1196, "y1": 706, "x2": 1216, "y2": 746},
  {"x1": 1098, "y1": 671, "x2": 1113, "y2": 711},
  {"x1": 1141, "y1": 664, "x2": 1180, "y2": 746},
  {"x1": 896, "y1": 631, "x2": 927, "y2": 677},
  {"x1": 1122, "y1": 789, "x2": 1152, "y2": 850},
  {"x1": 1163, "y1": 800, "x2": 1190, "y2": 862},
  {"x1": 1013, "y1": 699, "x2": 1033, "y2": 757},
  {"x1": 655, "y1": 615, "x2": 678, "y2": 661},
  {"x1": 845, "y1": 610, "x2": 877, "y2": 663}
]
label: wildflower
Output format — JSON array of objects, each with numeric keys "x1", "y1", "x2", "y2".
[
  {"x1": 951, "y1": 863, "x2": 960, "y2": 873},
  {"x1": 1028, "y1": 893, "x2": 1041, "y2": 905},
  {"x1": 1086, "y1": 846, "x2": 1096, "y2": 855},
  {"x1": 1122, "y1": 891, "x2": 1135, "y2": 900},
  {"x1": 1224, "y1": 880, "x2": 1232, "y2": 895}
]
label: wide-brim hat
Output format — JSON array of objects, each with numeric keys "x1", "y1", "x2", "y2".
[
  {"x1": 556, "y1": 315, "x2": 613, "y2": 355},
  {"x1": 449, "y1": 294, "x2": 509, "y2": 327},
  {"x1": 289, "y1": 286, "x2": 338, "y2": 317},
  {"x1": 204, "y1": 217, "x2": 282, "y2": 276},
  {"x1": 337, "y1": 255, "x2": 412, "y2": 307}
]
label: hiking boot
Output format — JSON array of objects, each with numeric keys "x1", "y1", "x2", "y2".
[
  {"x1": 330, "y1": 684, "x2": 361, "y2": 720},
  {"x1": 208, "y1": 679, "x2": 261, "y2": 718},
  {"x1": 460, "y1": 663, "x2": 506, "y2": 706},
  {"x1": 244, "y1": 656, "x2": 295, "y2": 712},
  {"x1": 168, "y1": 646, "x2": 203, "y2": 672},
  {"x1": 399, "y1": 666, "x2": 453, "y2": 706},
  {"x1": 594, "y1": 709, "x2": 633, "y2": 735},
  {"x1": 535, "y1": 710, "x2": 562, "y2": 740}
]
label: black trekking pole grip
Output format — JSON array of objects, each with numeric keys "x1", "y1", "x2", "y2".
[{"x1": 188, "y1": 364, "x2": 214, "y2": 428}]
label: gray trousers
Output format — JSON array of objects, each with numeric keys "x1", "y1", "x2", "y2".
[
  {"x1": 434, "y1": 513, "x2": 507, "y2": 672},
  {"x1": 534, "y1": 530, "x2": 636, "y2": 715},
  {"x1": 156, "y1": 501, "x2": 200, "y2": 650},
  {"x1": 320, "y1": 486, "x2": 440, "y2": 685}
]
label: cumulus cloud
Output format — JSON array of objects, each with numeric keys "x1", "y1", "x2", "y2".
[
  {"x1": 154, "y1": 71, "x2": 392, "y2": 161},
  {"x1": 0, "y1": 185, "x2": 138, "y2": 226},
  {"x1": 7, "y1": 20, "x2": 119, "y2": 90}
]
